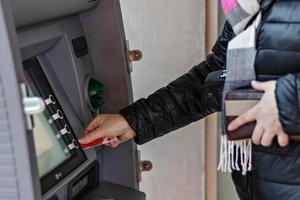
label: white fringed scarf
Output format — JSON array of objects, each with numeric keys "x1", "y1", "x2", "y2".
[{"x1": 218, "y1": 0, "x2": 262, "y2": 175}]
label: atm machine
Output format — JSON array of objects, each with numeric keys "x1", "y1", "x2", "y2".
[{"x1": 0, "y1": 0, "x2": 146, "y2": 199}]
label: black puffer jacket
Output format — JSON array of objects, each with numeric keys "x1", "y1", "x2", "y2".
[
  {"x1": 120, "y1": 0, "x2": 300, "y2": 199},
  {"x1": 120, "y1": 21, "x2": 233, "y2": 144}
]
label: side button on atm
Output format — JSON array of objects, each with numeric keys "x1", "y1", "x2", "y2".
[
  {"x1": 23, "y1": 97, "x2": 45, "y2": 115},
  {"x1": 20, "y1": 83, "x2": 45, "y2": 130}
]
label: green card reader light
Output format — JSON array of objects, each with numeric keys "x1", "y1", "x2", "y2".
[{"x1": 85, "y1": 76, "x2": 105, "y2": 112}]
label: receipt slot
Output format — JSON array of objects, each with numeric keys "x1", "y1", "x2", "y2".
[{"x1": 0, "y1": 0, "x2": 145, "y2": 200}]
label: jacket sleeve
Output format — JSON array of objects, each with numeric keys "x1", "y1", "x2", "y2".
[
  {"x1": 120, "y1": 22, "x2": 234, "y2": 144},
  {"x1": 275, "y1": 73, "x2": 300, "y2": 135}
]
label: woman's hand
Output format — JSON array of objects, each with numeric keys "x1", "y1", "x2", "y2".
[
  {"x1": 228, "y1": 81, "x2": 289, "y2": 147},
  {"x1": 79, "y1": 114, "x2": 136, "y2": 148}
]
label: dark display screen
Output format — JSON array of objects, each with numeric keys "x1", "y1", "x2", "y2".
[{"x1": 28, "y1": 90, "x2": 72, "y2": 177}]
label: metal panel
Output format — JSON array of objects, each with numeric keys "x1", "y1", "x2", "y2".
[
  {"x1": 11, "y1": 0, "x2": 100, "y2": 28},
  {"x1": 80, "y1": 0, "x2": 139, "y2": 189},
  {"x1": 0, "y1": 0, "x2": 41, "y2": 199},
  {"x1": 18, "y1": 16, "x2": 94, "y2": 126}
]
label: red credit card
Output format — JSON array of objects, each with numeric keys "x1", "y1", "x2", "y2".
[{"x1": 80, "y1": 137, "x2": 117, "y2": 150}]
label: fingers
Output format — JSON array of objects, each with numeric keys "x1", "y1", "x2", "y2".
[
  {"x1": 231, "y1": 80, "x2": 288, "y2": 147},
  {"x1": 251, "y1": 81, "x2": 267, "y2": 91},
  {"x1": 105, "y1": 139, "x2": 120, "y2": 149},
  {"x1": 253, "y1": 131, "x2": 289, "y2": 147},
  {"x1": 109, "y1": 140, "x2": 120, "y2": 148},
  {"x1": 104, "y1": 131, "x2": 135, "y2": 149},
  {"x1": 251, "y1": 125, "x2": 289, "y2": 147},
  {"x1": 79, "y1": 127, "x2": 106, "y2": 144},
  {"x1": 277, "y1": 132, "x2": 289, "y2": 147},
  {"x1": 85, "y1": 116, "x2": 102, "y2": 134},
  {"x1": 228, "y1": 107, "x2": 256, "y2": 131},
  {"x1": 261, "y1": 131, "x2": 275, "y2": 147},
  {"x1": 252, "y1": 125, "x2": 264, "y2": 145},
  {"x1": 118, "y1": 131, "x2": 135, "y2": 143}
]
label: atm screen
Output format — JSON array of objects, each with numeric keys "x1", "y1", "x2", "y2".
[
  {"x1": 30, "y1": 100, "x2": 72, "y2": 177},
  {"x1": 23, "y1": 59, "x2": 86, "y2": 194}
]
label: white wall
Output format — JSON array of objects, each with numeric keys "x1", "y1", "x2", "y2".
[{"x1": 120, "y1": 1, "x2": 206, "y2": 199}]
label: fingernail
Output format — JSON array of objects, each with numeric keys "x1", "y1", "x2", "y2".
[{"x1": 228, "y1": 124, "x2": 233, "y2": 131}]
